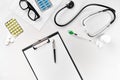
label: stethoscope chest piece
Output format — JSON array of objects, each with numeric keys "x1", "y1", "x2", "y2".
[{"x1": 95, "y1": 34, "x2": 111, "y2": 48}]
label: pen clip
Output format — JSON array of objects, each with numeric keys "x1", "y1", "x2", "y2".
[{"x1": 33, "y1": 39, "x2": 50, "y2": 50}]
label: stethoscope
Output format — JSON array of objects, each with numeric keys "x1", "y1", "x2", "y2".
[{"x1": 54, "y1": 1, "x2": 116, "y2": 47}]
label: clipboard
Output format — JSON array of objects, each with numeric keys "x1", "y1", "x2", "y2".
[{"x1": 22, "y1": 32, "x2": 83, "y2": 80}]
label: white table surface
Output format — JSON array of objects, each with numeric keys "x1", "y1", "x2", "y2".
[{"x1": 0, "y1": 0, "x2": 120, "y2": 80}]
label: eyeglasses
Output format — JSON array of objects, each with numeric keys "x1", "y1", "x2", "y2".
[{"x1": 19, "y1": 0, "x2": 40, "y2": 21}]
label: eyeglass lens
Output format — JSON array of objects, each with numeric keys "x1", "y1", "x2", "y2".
[
  {"x1": 28, "y1": 10, "x2": 37, "y2": 21},
  {"x1": 19, "y1": 0, "x2": 28, "y2": 10}
]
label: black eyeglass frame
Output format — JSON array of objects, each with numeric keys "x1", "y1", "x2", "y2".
[{"x1": 19, "y1": 0, "x2": 40, "y2": 21}]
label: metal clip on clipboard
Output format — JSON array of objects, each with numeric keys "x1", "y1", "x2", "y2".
[
  {"x1": 23, "y1": 37, "x2": 50, "y2": 52},
  {"x1": 33, "y1": 39, "x2": 50, "y2": 50}
]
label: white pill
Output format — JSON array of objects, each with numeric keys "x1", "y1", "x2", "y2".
[
  {"x1": 5, "y1": 41, "x2": 10, "y2": 46},
  {"x1": 10, "y1": 37, "x2": 15, "y2": 43}
]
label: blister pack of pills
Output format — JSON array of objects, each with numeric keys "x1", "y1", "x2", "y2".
[
  {"x1": 36, "y1": 0, "x2": 52, "y2": 11},
  {"x1": 5, "y1": 18, "x2": 23, "y2": 37}
]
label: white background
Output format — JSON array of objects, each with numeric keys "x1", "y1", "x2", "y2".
[{"x1": 0, "y1": 0, "x2": 120, "y2": 80}]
